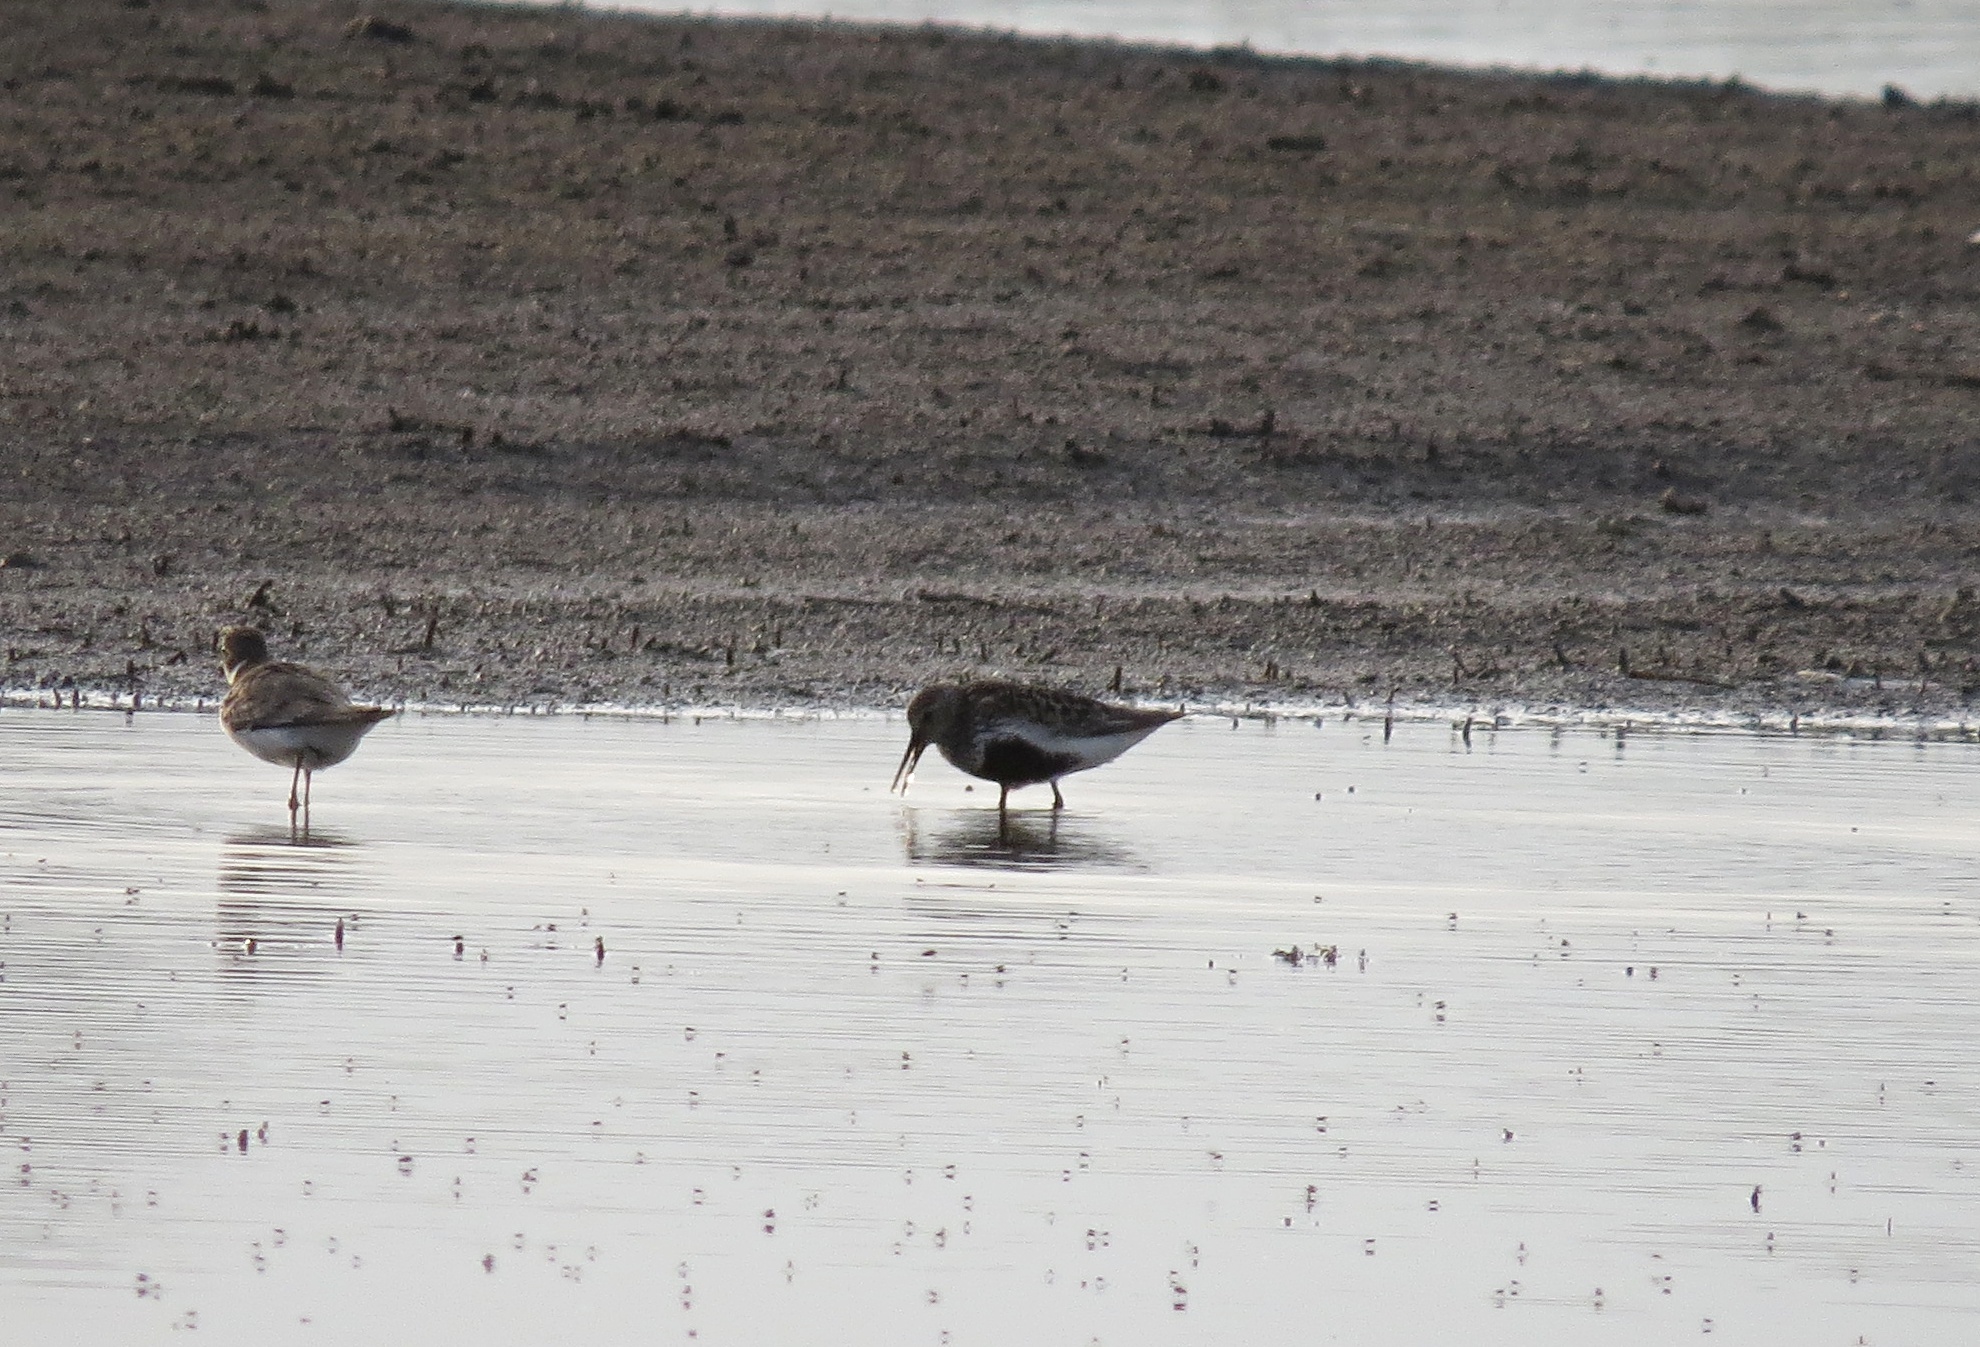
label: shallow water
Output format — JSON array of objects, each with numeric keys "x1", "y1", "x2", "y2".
[
  {"x1": 641, "y1": 0, "x2": 1980, "y2": 99},
  {"x1": 5, "y1": 708, "x2": 1980, "y2": 1343}
]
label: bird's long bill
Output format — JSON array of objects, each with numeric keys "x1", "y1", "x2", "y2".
[{"x1": 891, "y1": 735, "x2": 929, "y2": 795}]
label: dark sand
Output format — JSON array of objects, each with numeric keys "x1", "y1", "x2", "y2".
[{"x1": 5, "y1": 0, "x2": 1980, "y2": 720}]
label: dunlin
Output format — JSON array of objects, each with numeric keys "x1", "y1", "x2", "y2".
[
  {"x1": 892, "y1": 680, "x2": 1183, "y2": 815},
  {"x1": 218, "y1": 626, "x2": 393, "y2": 830}
]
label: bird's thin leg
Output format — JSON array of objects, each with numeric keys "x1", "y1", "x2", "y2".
[
  {"x1": 288, "y1": 758, "x2": 303, "y2": 816},
  {"x1": 998, "y1": 783, "x2": 1009, "y2": 818},
  {"x1": 1051, "y1": 781, "x2": 1065, "y2": 811}
]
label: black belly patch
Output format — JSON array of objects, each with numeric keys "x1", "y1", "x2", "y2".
[{"x1": 976, "y1": 737, "x2": 1079, "y2": 787}]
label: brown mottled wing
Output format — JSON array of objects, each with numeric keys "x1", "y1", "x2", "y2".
[
  {"x1": 967, "y1": 681, "x2": 1182, "y2": 737},
  {"x1": 222, "y1": 661, "x2": 391, "y2": 732}
]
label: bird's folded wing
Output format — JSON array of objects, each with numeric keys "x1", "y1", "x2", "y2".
[
  {"x1": 987, "y1": 714, "x2": 1131, "y2": 754},
  {"x1": 1111, "y1": 703, "x2": 1184, "y2": 731},
  {"x1": 229, "y1": 665, "x2": 391, "y2": 730},
  {"x1": 1055, "y1": 701, "x2": 1182, "y2": 737},
  {"x1": 279, "y1": 703, "x2": 395, "y2": 728}
]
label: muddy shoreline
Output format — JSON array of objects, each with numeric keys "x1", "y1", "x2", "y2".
[
  {"x1": 10, "y1": 495, "x2": 1980, "y2": 729},
  {"x1": 4, "y1": 0, "x2": 1980, "y2": 722}
]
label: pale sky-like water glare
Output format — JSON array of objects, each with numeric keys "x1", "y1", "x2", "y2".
[{"x1": 584, "y1": 0, "x2": 1980, "y2": 99}]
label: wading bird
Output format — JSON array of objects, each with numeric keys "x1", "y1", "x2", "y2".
[
  {"x1": 892, "y1": 680, "x2": 1183, "y2": 816},
  {"x1": 218, "y1": 626, "x2": 393, "y2": 832}
]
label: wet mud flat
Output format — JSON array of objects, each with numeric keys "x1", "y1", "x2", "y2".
[
  {"x1": 15, "y1": 498, "x2": 1980, "y2": 729},
  {"x1": 5, "y1": 0, "x2": 1980, "y2": 719},
  {"x1": 4, "y1": 708, "x2": 1980, "y2": 1343}
]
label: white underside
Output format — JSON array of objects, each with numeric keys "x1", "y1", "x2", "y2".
[
  {"x1": 980, "y1": 719, "x2": 1164, "y2": 776},
  {"x1": 228, "y1": 723, "x2": 374, "y2": 770}
]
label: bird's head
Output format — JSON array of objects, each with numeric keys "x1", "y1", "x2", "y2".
[
  {"x1": 217, "y1": 626, "x2": 270, "y2": 683},
  {"x1": 892, "y1": 684, "x2": 965, "y2": 794}
]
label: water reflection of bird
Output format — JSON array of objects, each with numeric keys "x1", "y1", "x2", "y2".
[
  {"x1": 219, "y1": 626, "x2": 394, "y2": 833},
  {"x1": 902, "y1": 808, "x2": 1142, "y2": 872},
  {"x1": 219, "y1": 828, "x2": 363, "y2": 895},
  {"x1": 216, "y1": 830, "x2": 369, "y2": 977},
  {"x1": 892, "y1": 680, "x2": 1183, "y2": 815}
]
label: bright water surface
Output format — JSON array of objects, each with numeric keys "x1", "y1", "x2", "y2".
[
  {"x1": 5, "y1": 708, "x2": 1980, "y2": 1343},
  {"x1": 610, "y1": 0, "x2": 1980, "y2": 99}
]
